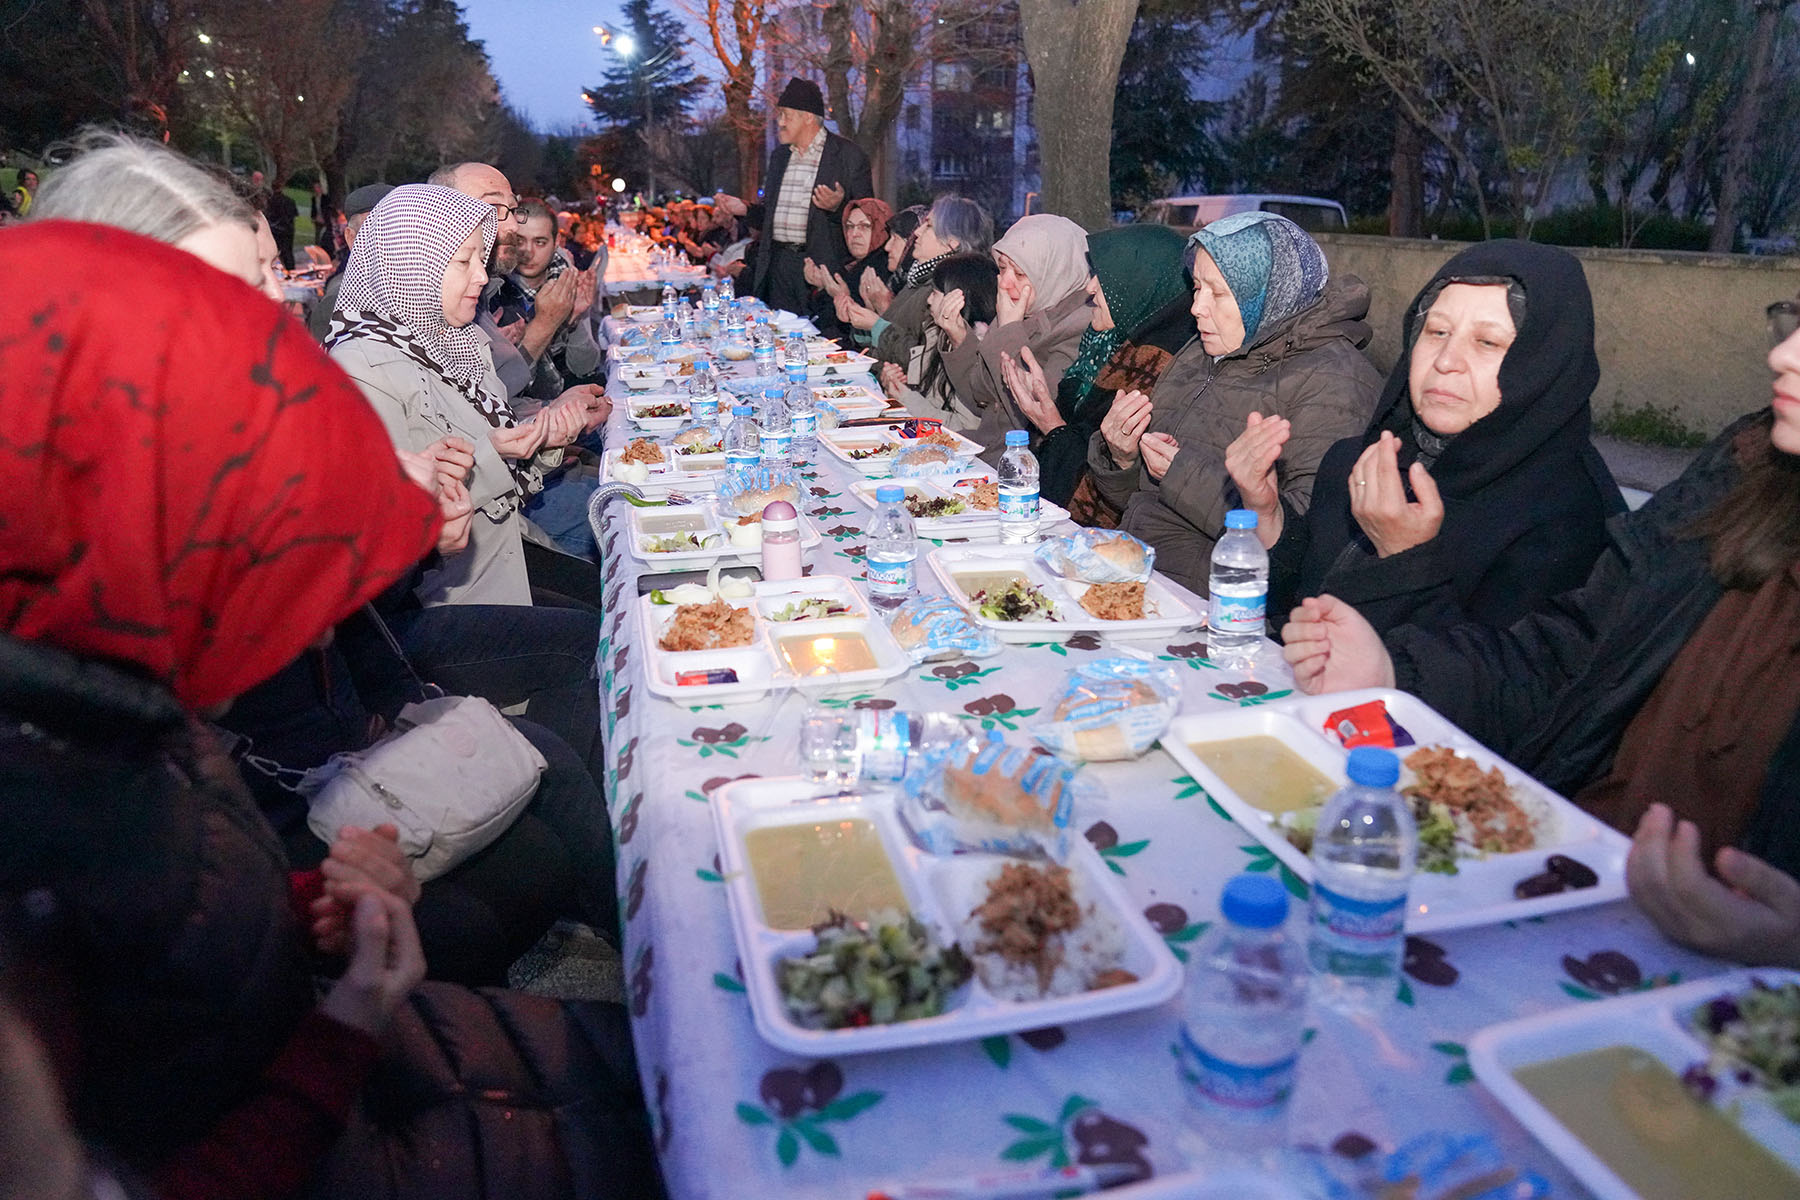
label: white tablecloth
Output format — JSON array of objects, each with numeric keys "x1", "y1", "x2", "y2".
[{"x1": 592, "y1": 347, "x2": 1727, "y2": 1199}]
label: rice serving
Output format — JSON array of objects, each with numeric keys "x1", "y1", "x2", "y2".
[{"x1": 962, "y1": 860, "x2": 1132, "y2": 1002}]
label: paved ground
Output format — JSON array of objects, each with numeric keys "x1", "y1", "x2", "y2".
[{"x1": 1591, "y1": 434, "x2": 1697, "y2": 494}]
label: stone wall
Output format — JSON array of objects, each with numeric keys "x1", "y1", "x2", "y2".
[{"x1": 1314, "y1": 233, "x2": 1800, "y2": 438}]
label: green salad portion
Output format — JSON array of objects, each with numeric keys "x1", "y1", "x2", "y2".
[
  {"x1": 779, "y1": 912, "x2": 971, "y2": 1030},
  {"x1": 973, "y1": 579, "x2": 1056, "y2": 622}
]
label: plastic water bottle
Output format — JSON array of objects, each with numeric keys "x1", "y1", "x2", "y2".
[
  {"x1": 701, "y1": 282, "x2": 719, "y2": 314},
  {"x1": 717, "y1": 275, "x2": 735, "y2": 306},
  {"x1": 687, "y1": 358, "x2": 719, "y2": 424},
  {"x1": 660, "y1": 283, "x2": 677, "y2": 319},
  {"x1": 798, "y1": 709, "x2": 972, "y2": 787},
  {"x1": 680, "y1": 304, "x2": 699, "y2": 345},
  {"x1": 1208, "y1": 510, "x2": 1269, "y2": 669},
  {"x1": 1308, "y1": 747, "x2": 1417, "y2": 1010},
  {"x1": 723, "y1": 404, "x2": 760, "y2": 474},
  {"x1": 724, "y1": 301, "x2": 746, "y2": 343},
  {"x1": 655, "y1": 318, "x2": 683, "y2": 363},
  {"x1": 864, "y1": 483, "x2": 918, "y2": 610},
  {"x1": 783, "y1": 332, "x2": 809, "y2": 384},
  {"x1": 758, "y1": 386, "x2": 792, "y2": 463},
  {"x1": 997, "y1": 429, "x2": 1040, "y2": 545},
  {"x1": 786, "y1": 380, "x2": 818, "y2": 462},
  {"x1": 1177, "y1": 874, "x2": 1308, "y2": 1157},
  {"x1": 751, "y1": 321, "x2": 778, "y2": 380}
]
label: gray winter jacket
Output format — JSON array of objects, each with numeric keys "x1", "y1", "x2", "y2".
[{"x1": 1085, "y1": 275, "x2": 1384, "y2": 594}]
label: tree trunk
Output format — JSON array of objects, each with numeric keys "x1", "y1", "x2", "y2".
[
  {"x1": 1018, "y1": 0, "x2": 1139, "y2": 230},
  {"x1": 1710, "y1": 0, "x2": 1790, "y2": 253},
  {"x1": 1387, "y1": 116, "x2": 1424, "y2": 237}
]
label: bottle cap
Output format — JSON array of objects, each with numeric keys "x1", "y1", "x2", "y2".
[
  {"x1": 1345, "y1": 746, "x2": 1401, "y2": 788},
  {"x1": 761, "y1": 500, "x2": 797, "y2": 521},
  {"x1": 1220, "y1": 873, "x2": 1289, "y2": 929},
  {"x1": 695, "y1": 359, "x2": 710, "y2": 371},
  {"x1": 875, "y1": 484, "x2": 904, "y2": 503},
  {"x1": 1224, "y1": 508, "x2": 1257, "y2": 530},
  {"x1": 1005, "y1": 429, "x2": 1028, "y2": 447},
  {"x1": 764, "y1": 387, "x2": 783, "y2": 399},
  {"x1": 732, "y1": 404, "x2": 753, "y2": 416}
]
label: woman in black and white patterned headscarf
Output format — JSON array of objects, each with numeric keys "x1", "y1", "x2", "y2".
[{"x1": 328, "y1": 184, "x2": 580, "y2": 608}]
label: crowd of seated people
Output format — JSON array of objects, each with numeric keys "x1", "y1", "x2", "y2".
[{"x1": 4, "y1": 85, "x2": 1800, "y2": 1200}]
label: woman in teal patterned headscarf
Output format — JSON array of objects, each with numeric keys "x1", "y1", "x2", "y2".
[{"x1": 999, "y1": 223, "x2": 1192, "y2": 516}]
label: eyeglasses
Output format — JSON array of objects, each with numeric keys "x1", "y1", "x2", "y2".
[
  {"x1": 1770, "y1": 300, "x2": 1800, "y2": 346},
  {"x1": 489, "y1": 199, "x2": 525, "y2": 224}
]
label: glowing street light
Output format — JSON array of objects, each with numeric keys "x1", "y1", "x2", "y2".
[
  {"x1": 197, "y1": 32, "x2": 212, "y2": 44},
  {"x1": 614, "y1": 33, "x2": 637, "y2": 59},
  {"x1": 612, "y1": 178, "x2": 627, "y2": 193}
]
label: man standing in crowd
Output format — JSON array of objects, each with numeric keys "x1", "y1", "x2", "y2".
[
  {"x1": 751, "y1": 77, "x2": 872, "y2": 314},
  {"x1": 307, "y1": 182, "x2": 391, "y2": 341},
  {"x1": 261, "y1": 180, "x2": 298, "y2": 270}
]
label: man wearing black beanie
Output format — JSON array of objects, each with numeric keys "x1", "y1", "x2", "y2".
[{"x1": 751, "y1": 76, "x2": 873, "y2": 314}]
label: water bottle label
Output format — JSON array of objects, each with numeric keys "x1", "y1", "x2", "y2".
[
  {"x1": 786, "y1": 366, "x2": 808, "y2": 383},
  {"x1": 1208, "y1": 590, "x2": 1267, "y2": 634},
  {"x1": 998, "y1": 487, "x2": 1039, "y2": 522},
  {"x1": 726, "y1": 450, "x2": 760, "y2": 470},
  {"x1": 865, "y1": 555, "x2": 915, "y2": 596},
  {"x1": 760, "y1": 433, "x2": 792, "y2": 458},
  {"x1": 1311, "y1": 882, "x2": 1406, "y2": 944},
  {"x1": 1178, "y1": 1026, "x2": 1297, "y2": 1116},
  {"x1": 691, "y1": 398, "x2": 719, "y2": 422},
  {"x1": 790, "y1": 413, "x2": 817, "y2": 439},
  {"x1": 859, "y1": 711, "x2": 910, "y2": 781}
]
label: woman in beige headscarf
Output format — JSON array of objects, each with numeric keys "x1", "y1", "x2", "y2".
[{"x1": 942, "y1": 212, "x2": 1093, "y2": 461}]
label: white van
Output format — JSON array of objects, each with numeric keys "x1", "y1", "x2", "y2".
[{"x1": 1137, "y1": 194, "x2": 1348, "y2": 236}]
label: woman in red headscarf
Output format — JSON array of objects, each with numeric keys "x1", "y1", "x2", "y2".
[{"x1": 0, "y1": 223, "x2": 661, "y2": 1200}]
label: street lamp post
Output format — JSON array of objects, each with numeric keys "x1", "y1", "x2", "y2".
[{"x1": 596, "y1": 25, "x2": 678, "y2": 206}]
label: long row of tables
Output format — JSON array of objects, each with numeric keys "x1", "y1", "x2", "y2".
[{"x1": 589, "y1": 305, "x2": 1726, "y2": 1199}]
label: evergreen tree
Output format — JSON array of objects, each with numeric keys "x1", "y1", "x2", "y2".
[
  {"x1": 583, "y1": 0, "x2": 705, "y2": 134},
  {"x1": 1110, "y1": 0, "x2": 1224, "y2": 209}
]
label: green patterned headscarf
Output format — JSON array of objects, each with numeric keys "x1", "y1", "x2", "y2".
[{"x1": 1060, "y1": 224, "x2": 1191, "y2": 409}]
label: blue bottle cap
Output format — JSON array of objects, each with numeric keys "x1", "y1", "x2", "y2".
[
  {"x1": 1345, "y1": 746, "x2": 1401, "y2": 788},
  {"x1": 1220, "y1": 873, "x2": 1288, "y2": 930},
  {"x1": 732, "y1": 404, "x2": 753, "y2": 416},
  {"x1": 1005, "y1": 429, "x2": 1029, "y2": 447},
  {"x1": 764, "y1": 387, "x2": 783, "y2": 399},
  {"x1": 694, "y1": 359, "x2": 710, "y2": 370},
  {"x1": 875, "y1": 484, "x2": 904, "y2": 503},
  {"x1": 1224, "y1": 508, "x2": 1257, "y2": 530}
]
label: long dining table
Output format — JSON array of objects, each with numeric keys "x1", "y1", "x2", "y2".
[{"x1": 588, "y1": 307, "x2": 1728, "y2": 1200}]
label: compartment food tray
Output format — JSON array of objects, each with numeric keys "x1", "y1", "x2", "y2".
[
  {"x1": 926, "y1": 545, "x2": 1204, "y2": 640},
  {"x1": 710, "y1": 777, "x2": 1183, "y2": 1055},
  {"x1": 1160, "y1": 688, "x2": 1633, "y2": 932}
]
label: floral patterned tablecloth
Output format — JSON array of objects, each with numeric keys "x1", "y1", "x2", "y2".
[{"x1": 595, "y1": 356, "x2": 1727, "y2": 1199}]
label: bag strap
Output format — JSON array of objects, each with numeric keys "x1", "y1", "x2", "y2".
[
  {"x1": 360, "y1": 604, "x2": 444, "y2": 704},
  {"x1": 210, "y1": 724, "x2": 312, "y2": 795}
]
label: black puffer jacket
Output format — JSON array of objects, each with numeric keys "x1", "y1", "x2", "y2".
[
  {"x1": 1390, "y1": 411, "x2": 1800, "y2": 879},
  {"x1": 0, "y1": 634, "x2": 663, "y2": 1199},
  {"x1": 0, "y1": 634, "x2": 317, "y2": 1163}
]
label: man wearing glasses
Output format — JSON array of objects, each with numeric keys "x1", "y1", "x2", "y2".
[{"x1": 433, "y1": 162, "x2": 593, "y2": 405}]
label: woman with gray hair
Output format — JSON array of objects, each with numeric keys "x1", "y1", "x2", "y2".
[
  {"x1": 833, "y1": 194, "x2": 993, "y2": 368},
  {"x1": 30, "y1": 130, "x2": 289, "y2": 306}
]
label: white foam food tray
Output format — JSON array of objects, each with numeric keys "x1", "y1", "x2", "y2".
[
  {"x1": 805, "y1": 349, "x2": 879, "y2": 380},
  {"x1": 710, "y1": 777, "x2": 1183, "y2": 1056},
  {"x1": 626, "y1": 501, "x2": 822, "y2": 567},
  {"x1": 1467, "y1": 968, "x2": 1800, "y2": 1200},
  {"x1": 637, "y1": 579, "x2": 905, "y2": 705},
  {"x1": 926, "y1": 545, "x2": 1204, "y2": 640},
  {"x1": 848, "y1": 475, "x2": 1071, "y2": 540},
  {"x1": 626, "y1": 394, "x2": 694, "y2": 433},
  {"x1": 1160, "y1": 688, "x2": 1632, "y2": 933},
  {"x1": 601, "y1": 441, "x2": 723, "y2": 497},
  {"x1": 619, "y1": 364, "x2": 669, "y2": 391},
  {"x1": 819, "y1": 423, "x2": 987, "y2": 476}
]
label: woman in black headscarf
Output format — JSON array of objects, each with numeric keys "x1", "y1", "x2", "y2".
[{"x1": 1231, "y1": 240, "x2": 1623, "y2": 633}]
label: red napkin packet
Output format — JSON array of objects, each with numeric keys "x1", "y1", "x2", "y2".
[{"x1": 1323, "y1": 700, "x2": 1415, "y2": 749}]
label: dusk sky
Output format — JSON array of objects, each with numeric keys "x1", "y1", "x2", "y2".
[{"x1": 462, "y1": 0, "x2": 719, "y2": 132}]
